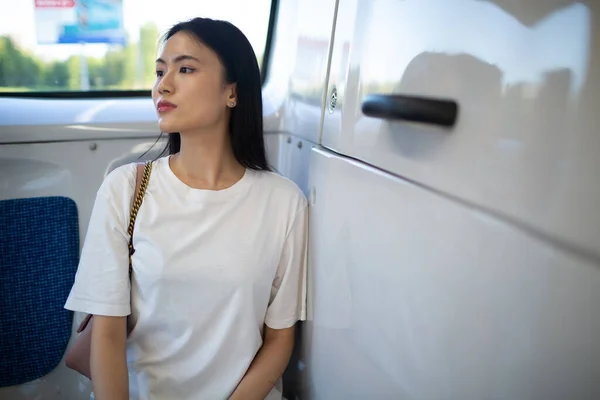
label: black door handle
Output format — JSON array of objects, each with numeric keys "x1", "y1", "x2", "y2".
[{"x1": 361, "y1": 94, "x2": 458, "y2": 127}]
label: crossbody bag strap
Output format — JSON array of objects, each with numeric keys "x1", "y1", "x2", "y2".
[{"x1": 127, "y1": 161, "x2": 153, "y2": 273}]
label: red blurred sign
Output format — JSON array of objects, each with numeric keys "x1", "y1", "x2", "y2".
[{"x1": 35, "y1": 0, "x2": 75, "y2": 7}]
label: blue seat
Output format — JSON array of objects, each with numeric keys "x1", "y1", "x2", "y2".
[{"x1": 0, "y1": 197, "x2": 79, "y2": 387}]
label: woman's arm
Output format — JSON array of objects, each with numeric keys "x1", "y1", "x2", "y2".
[
  {"x1": 229, "y1": 325, "x2": 296, "y2": 400},
  {"x1": 90, "y1": 316, "x2": 129, "y2": 400}
]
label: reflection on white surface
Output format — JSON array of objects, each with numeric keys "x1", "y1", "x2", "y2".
[
  {"x1": 74, "y1": 100, "x2": 118, "y2": 123},
  {"x1": 0, "y1": 98, "x2": 158, "y2": 128},
  {"x1": 67, "y1": 124, "x2": 152, "y2": 133},
  {"x1": 359, "y1": 1, "x2": 590, "y2": 89},
  {"x1": 0, "y1": 158, "x2": 70, "y2": 199},
  {"x1": 322, "y1": 0, "x2": 600, "y2": 257},
  {"x1": 306, "y1": 148, "x2": 600, "y2": 399},
  {"x1": 263, "y1": 0, "x2": 337, "y2": 142}
]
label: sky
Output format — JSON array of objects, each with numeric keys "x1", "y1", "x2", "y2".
[{"x1": 0, "y1": 0, "x2": 272, "y2": 61}]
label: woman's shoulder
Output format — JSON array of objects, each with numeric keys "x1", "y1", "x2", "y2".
[
  {"x1": 252, "y1": 169, "x2": 307, "y2": 211},
  {"x1": 97, "y1": 162, "x2": 138, "y2": 199}
]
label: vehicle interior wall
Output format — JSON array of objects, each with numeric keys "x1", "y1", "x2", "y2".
[{"x1": 0, "y1": 0, "x2": 325, "y2": 399}]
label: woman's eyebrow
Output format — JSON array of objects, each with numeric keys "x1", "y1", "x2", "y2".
[{"x1": 156, "y1": 55, "x2": 202, "y2": 64}]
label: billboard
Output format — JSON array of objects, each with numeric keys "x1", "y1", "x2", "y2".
[{"x1": 35, "y1": 0, "x2": 126, "y2": 45}]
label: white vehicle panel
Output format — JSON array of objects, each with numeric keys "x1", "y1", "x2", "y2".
[
  {"x1": 305, "y1": 147, "x2": 600, "y2": 399},
  {"x1": 322, "y1": 0, "x2": 600, "y2": 258}
]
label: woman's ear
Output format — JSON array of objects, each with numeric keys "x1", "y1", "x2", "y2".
[{"x1": 226, "y1": 83, "x2": 237, "y2": 108}]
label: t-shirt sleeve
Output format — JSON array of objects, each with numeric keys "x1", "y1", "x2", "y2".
[
  {"x1": 64, "y1": 164, "x2": 136, "y2": 317},
  {"x1": 265, "y1": 204, "x2": 308, "y2": 329}
]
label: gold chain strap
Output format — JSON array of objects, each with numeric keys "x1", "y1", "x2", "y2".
[{"x1": 127, "y1": 161, "x2": 152, "y2": 269}]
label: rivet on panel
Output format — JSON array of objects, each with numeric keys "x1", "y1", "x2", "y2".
[
  {"x1": 297, "y1": 141, "x2": 303, "y2": 149},
  {"x1": 89, "y1": 143, "x2": 98, "y2": 151},
  {"x1": 328, "y1": 86, "x2": 338, "y2": 113},
  {"x1": 286, "y1": 137, "x2": 292, "y2": 144}
]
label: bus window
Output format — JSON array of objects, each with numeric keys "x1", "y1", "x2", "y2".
[{"x1": 0, "y1": 0, "x2": 272, "y2": 94}]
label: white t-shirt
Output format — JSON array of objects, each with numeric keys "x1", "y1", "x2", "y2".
[{"x1": 64, "y1": 156, "x2": 308, "y2": 400}]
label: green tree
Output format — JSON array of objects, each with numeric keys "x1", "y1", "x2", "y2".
[
  {"x1": 120, "y1": 42, "x2": 137, "y2": 89},
  {"x1": 0, "y1": 35, "x2": 60, "y2": 89},
  {"x1": 0, "y1": 36, "x2": 23, "y2": 87},
  {"x1": 103, "y1": 48, "x2": 127, "y2": 87},
  {"x1": 87, "y1": 57, "x2": 105, "y2": 88},
  {"x1": 44, "y1": 61, "x2": 70, "y2": 88},
  {"x1": 0, "y1": 25, "x2": 164, "y2": 91},
  {"x1": 139, "y1": 23, "x2": 160, "y2": 87},
  {"x1": 66, "y1": 56, "x2": 81, "y2": 90},
  {"x1": 21, "y1": 56, "x2": 43, "y2": 87},
  {"x1": 85, "y1": 40, "x2": 136, "y2": 89}
]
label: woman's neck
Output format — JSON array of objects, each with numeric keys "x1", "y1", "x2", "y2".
[{"x1": 170, "y1": 127, "x2": 245, "y2": 190}]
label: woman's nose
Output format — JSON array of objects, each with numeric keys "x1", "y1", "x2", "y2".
[{"x1": 158, "y1": 72, "x2": 174, "y2": 94}]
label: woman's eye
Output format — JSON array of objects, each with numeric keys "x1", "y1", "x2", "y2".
[
  {"x1": 180, "y1": 67, "x2": 195, "y2": 74},
  {"x1": 156, "y1": 70, "x2": 164, "y2": 77}
]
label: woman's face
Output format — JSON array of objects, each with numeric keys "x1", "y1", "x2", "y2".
[{"x1": 152, "y1": 31, "x2": 236, "y2": 134}]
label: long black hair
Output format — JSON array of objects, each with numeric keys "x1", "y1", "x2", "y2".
[{"x1": 158, "y1": 17, "x2": 270, "y2": 171}]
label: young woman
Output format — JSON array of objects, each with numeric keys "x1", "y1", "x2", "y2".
[{"x1": 65, "y1": 17, "x2": 308, "y2": 400}]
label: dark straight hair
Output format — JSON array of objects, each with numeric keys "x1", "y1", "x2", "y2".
[{"x1": 159, "y1": 17, "x2": 270, "y2": 171}]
